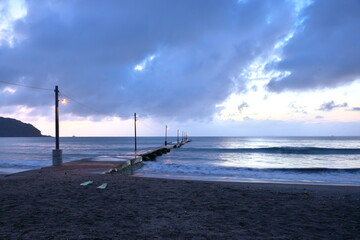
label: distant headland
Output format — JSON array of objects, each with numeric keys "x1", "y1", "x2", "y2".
[{"x1": 0, "y1": 117, "x2": 48, "y2": 137}]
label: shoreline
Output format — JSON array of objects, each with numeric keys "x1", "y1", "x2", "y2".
[
  {"x1": 2, "y1": 162, "x2": 360, "y2": 187},
  {"x1": 133, "y1": 172, "x2": 360, "y2": 187},
  {"x1": 3, "y1": 164, "x2": 360, "y2": 199},
  {"x1": 3, "y1": 170, "x2": 360, "y2": 198},
  {"x1": 1, "y1": 164, "x2": 360, "y2": 239}
]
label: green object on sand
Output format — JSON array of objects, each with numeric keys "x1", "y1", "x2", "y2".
[
  {"x1": 97, "y1": 183, "x2": 107, "y2": 189},
  {"x1": 80, "y1": 181, "x2": 93, "y2": 186}
]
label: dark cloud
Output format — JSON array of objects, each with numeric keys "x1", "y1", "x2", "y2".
[
  {"x1": 351, "y1": 107, "x2": 360, "y2": 111},
  {"x1": 250, "y1": 85, "x2": 258, "y2": 92},
  {"x1": 288, "y1": 102, "x2": 307, "y2": 114},
  {"x1": 243, "y1": 116, "x2": 253, "y2": 121},
  {"x1": 318, "y1": 101, "x2": 347, "y2": 112},
  {"x1": 267, "y1": 0, "x2": 360, "y2": 92},
  {"x1": 296, "y1": 110, "x2": 307, "y2": 115},
  {"x1": 238, "y1": 102, "x2": 249, "y2": 112},
  {"x1": 0, "y1": 0, "x2": 296, "y2": 120}
]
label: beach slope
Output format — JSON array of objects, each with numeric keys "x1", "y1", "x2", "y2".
[{"x1": 1, "y1": 167, "x2": 359, "y2": 239}]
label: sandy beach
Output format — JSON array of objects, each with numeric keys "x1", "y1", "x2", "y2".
[{"x1": 1, "y1": 165, "x2": 360, "y2": 240}]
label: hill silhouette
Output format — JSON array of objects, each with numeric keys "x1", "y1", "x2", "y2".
[{"x1": 0, "y1": 117, "x2": 47, "y2": 137}]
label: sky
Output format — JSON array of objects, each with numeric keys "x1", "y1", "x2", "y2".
[{"x1": 0, "y1": 0, "x2": 359, "y2": 136}]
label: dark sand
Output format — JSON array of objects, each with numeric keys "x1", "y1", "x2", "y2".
[{"x1": 1, "y1": 164, "x2": 360, "y2": 239}]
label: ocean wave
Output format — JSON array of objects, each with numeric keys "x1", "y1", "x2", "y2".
[
  {"x1": 183, "y1": 147, "x2": 360, "y2": 155},
  {"x1": 143, "y1": 162, "x2": 360, "y2": 176},
  {"x1": 248, "y1": 167, "x2": 360, "y2": 174},
  {"x1": 0, "y1": 160, "x2": 48, "y2": 170},
  {"x1": 139, "y1": 162, "x2": 360, "y2": 185}
]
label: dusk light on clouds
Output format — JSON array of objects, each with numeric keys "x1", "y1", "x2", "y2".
[{"x1": 0, "y1": 0, "x2": 359, "y2": 136}]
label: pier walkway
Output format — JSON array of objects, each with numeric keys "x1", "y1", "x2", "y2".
[
  {"x1": 6, "y1": 139, "x2": 191, "y2": 178},
  {"x1": 105, "y1": 139, "x2": 192, "y2": 173}
]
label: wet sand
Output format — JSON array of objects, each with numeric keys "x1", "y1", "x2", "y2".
[{"x1": 1, "y1": 165, "x2": 360, "y2": 239}]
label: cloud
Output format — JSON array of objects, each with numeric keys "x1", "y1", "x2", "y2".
[
  {"x1": 288, "y1": 102, "x2": 307, "y2": 114},
  {"x1": 318, "y1": 101, "x2": 347, "y2": 112},
  {"x1": 350, "y1": 107, "x2": 360, "y2": 111},
  {"x1": 194, "y1": 119, "x2": 360, "y2": 136},
  {"x1": 0, "y1": 0, "x2": 296, "y2": 120},
  {"x1": 315, "y1": 115, "x2": 323, "y2": 119},
  {"x1": 237, "y1": 101, "x2": 249, "y2": 112},
  {"x1": 267, "y1": 0, "x2": 360, "y2": 92}
]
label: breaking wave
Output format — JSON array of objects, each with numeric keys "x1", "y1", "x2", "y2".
[{"x1": 184, "y1": 147, "x2": 360, "y2": 155}]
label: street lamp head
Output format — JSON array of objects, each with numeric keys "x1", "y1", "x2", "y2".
[{"x1": 61, "y1": 98, "x2": 67, "y2": 105}]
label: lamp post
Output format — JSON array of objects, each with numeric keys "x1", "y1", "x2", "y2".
[
  {"x1": 177, "y1": 129, "x2": 179, "y2": 144},
  {"x1": 164, "y1": 125, "x2": 168, "y2": 146},
  {"x1": 52, "y1": 85, "x2": 62, "y2": 166},
  {"x1": 134, "y1": 113, "x2": 137, "y2": 153}
]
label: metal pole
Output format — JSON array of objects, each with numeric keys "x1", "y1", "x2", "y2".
[
  {"x1": 52, "y1": 85, "x2": 62, "y2": 166},
  {"x1": 177, "y1": 129, "x2": 179, "y2": 144},
  {"x1": 134, "y1": 113, "x2": 137, "y2": 152},
  {"x1": 55, "y1": 86, "x2": 59, "y2": 150},
  {"x1": 165, "y1": 125, "x2": 168, "y2": 146}
]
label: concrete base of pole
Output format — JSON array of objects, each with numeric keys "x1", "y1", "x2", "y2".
[{"x1": 52, "y1": 149, "x2": 63, "y2": 166}]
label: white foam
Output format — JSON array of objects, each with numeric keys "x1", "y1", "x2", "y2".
[{"x1": 139, "y1": 162, "x2": 360, "y2": 186}]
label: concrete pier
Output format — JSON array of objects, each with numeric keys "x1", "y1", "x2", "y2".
[
  {"x1": 105, "y1": 139, "x2": 192, "y2": 173},
  {"x1": 5, "y1": 139, "x2": 191, "y2": 179},
  {"x1": 134, "y1": 139, "x2": 191, "y2": 161},
  {"x1": 11, "y1": 139, "x2": 192, "y2": 177}
]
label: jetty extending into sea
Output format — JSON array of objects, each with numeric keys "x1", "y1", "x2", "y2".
[
  {"x1": 104, "y1": 138, "x2": 192, "y2": 174},
  {"x1": 7, "y1": 139, "x2": 192, "y2": 179}
]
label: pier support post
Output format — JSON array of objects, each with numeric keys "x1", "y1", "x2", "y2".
[
  {"x1": 52, "y1": 85, "x2": 62, "y2": 166},
  {"x1": 52, "y1": 149, "x2": 62, "y2": 166}
]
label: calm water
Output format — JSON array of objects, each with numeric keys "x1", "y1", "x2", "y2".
[
  {"x1": 1, "y1": 137, "x2": 360, "y2": 186},
  {"x1": 0, "y1": 137, "x2": 161, "y2": 174}
]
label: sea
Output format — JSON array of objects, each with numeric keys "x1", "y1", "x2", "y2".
[{"x1": 1, "y1": 136, "x2": 360, "y2": 186}]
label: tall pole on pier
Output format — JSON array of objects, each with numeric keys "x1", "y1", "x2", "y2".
[
  {"x1": 52, "y1": 85, "x2": 62, "y2": 166},
  {"x1": 164, "y1": 125, "x2": 168, "y2": 146},
  {"x1": 55, "y1": 86, "x2": 60, "y2": 150},
  {"x1": 134, "y1": 113, "x2": 137, "y2": 153},
  {"x1": 177, "y1": 129, "x2": 179, "y2": 144},
  {"x1": 181, "y1": 131, "x2": 184, "y2": 142}
]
